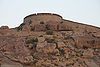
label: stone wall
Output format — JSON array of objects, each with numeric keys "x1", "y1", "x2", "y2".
[
  {"x1": 24, "y1": 13, "x2": 62, "y2": 25},
  {"x1": 21, "y1": 13, "x2": 63, "y2": 31},
  {"x1": 22, "y1": 13, "x2": 100, "y2": 33},
  {"x1": 74, "y1": 36, "x2": 100, "y2": 48}
]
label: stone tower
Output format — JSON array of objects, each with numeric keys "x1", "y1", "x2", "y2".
[{"x1": 19, "y1": 13, "x2": 63, "y2": 31}]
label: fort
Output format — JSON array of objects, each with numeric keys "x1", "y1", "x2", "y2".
[
  {"x1": 20, "y1": 13, "x2": 100, "y2": 33},
  {"x1": 20, "y1": 13, "x2": 63, "y2": 31},
  {"x1": 23, "y1": 13, "x2": 62, "y2": 24},
  {"x1": 0, "y1": 13, "x2": 100, "y2": 67}
]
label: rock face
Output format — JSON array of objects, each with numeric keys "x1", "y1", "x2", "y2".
[{"x1": 0, "y1": 13, "x2": 100, "y2": 67}]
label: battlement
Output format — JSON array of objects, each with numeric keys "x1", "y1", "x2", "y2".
[
  {"x1": 24, "y1": 13, "x2": 62, "y2": 19},
  {"x1": 23, "y1": 13, "x2": 63, "y2": 25}
]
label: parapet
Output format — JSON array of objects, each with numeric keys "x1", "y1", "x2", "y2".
[
  {"x1": 24, "y1": 13, "x2": 62, "y2": 19},
  {"x1": 23, "y1": 13, "x2": 63, "y2": 25}
]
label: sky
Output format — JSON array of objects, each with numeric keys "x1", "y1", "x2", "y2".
[{"x1": 0, "y1": 0, "x2": 100, "y2": 28}]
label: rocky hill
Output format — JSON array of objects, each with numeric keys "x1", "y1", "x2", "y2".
[{"x1": 0, "y1": 13, "x2": 100, "y2": 67}]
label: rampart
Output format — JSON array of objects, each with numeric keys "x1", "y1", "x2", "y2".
[{"x1": 24, "y1": 13, "x2": 63, "y2": 25}]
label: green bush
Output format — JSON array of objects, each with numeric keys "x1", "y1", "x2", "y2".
[
  {"x1": 30, "y1": 26, "x2": 35, "y2": 31},
  {"x1": 40, "y1": 21, "x2": 44, "y2": 24},
  {"x1": 45, "y1": 24, "x2": 50, "y2": 30},
  {"x1": 17, "y1": 23, "x2": 25, "y2": 31},
  {"x1": 26, "y1": 37, "x2": 38, "y2": 44},
  {"x1": 46, "y1": 30, "x2": 53, "y2": 35},
  {"x1": 60, "y1": 21, "x2": 63, "y2": 24},
  {"x1": 45, "y1": 38, "x2": 55, "y2": 43},
  {"x1": 25, "y1": 37, "x2": 38, "y2": 49},
  {"x1": 26, "y1": 42, "x2": 37, "y2": 49}
]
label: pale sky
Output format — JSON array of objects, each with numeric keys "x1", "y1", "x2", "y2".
[{"x1": 0, "y1": 0, "x2": 100, "y2": 28}]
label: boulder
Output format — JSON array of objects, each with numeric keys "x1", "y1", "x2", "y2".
[{"x1": 57, "y1": 42, "x2": 66, "y2": 48}]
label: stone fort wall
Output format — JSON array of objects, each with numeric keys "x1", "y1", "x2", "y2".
[
  {"x1": 18, "y1": 13, "x2": 100, "y2": 35},
  {"x1": 23, "y1": 13, "x2": 63, "y2": 25}
]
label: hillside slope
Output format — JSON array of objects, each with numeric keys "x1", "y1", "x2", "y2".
[{"x1": 0, "y1": 13, "x2": 100, "y2": 67}]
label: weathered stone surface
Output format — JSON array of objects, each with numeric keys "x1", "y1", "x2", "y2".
[
  {"x1": 43, "y1": 43, "x2": 56, "y2": 53},
  {"x1": 34, "y1": 24, "x2": 46, "y2": 31},
  {"x1": 83, "y1": 48, "x2": 94, "y2": 58},
  {"x1": 46, "y1": 21, "x2": 59, "y2": 30},
  {"x1": 57, "y1": 42, "x2": 66, "y2": 48},
  {"x1": 84, "y1": 59, "x2": 99, "y2": 67},
  {"x1": 0, "y1": 13, "x2": 100, "y2": 67},
  {"x1": 37, "y1": 37, "x2": 45, "y2": 43},
  {"x1": 36, "y1": 41, "x2": 47, "y2": 52},
  {"x1": 22, "y1": 25, "x2": 30, "y2": 31}
]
